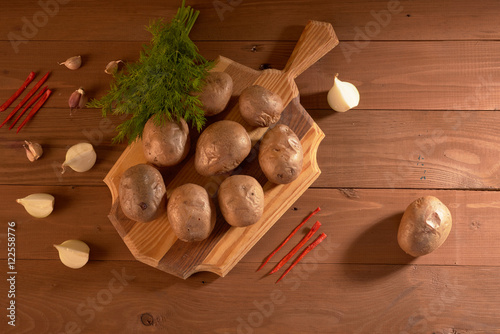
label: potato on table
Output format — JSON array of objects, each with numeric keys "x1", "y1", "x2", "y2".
[
  {"x1": 259, "y1": 124, "x2": 303, "y2": 184},
  {"x1": 239, "y1": 85, "x2": 284, "y2": 127},
  {"x1": 195, "y1": 120, "x2": 251, "y2": 176},
  {"x1": 142, "y1": 116, "x2": 190, "y2": 167},
  {"x1": 218, "y1": 175, "x2": 264, "y2": 227},
  {"x1": 167, "y1": 183, "x2": 216, "y2": 242},
  {"x1": 119, "y1": 164, "x2": 166, "y2": 223},
  {"x1": 398, "y1": 196, "x2": 452, "y2": 257},
  {"x1": 195, "y1": 71, "x2": 233, "y2": 116}
]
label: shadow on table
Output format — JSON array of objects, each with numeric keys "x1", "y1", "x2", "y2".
[{"x1": 341, "y1": 212, "x2": 415, "y2": 282}]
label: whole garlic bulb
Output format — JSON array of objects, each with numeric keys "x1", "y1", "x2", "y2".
[{"x1": 61, "y1": 143, "x2": 97, "y2": 174}]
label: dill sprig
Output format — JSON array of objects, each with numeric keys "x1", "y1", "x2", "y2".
[{"x1": 87, "y1": 0, "x2": 213, "y2": 143}]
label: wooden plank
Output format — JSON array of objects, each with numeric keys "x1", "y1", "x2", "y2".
[
  {"x1": 2, "y1": 107, "x2": 500, "y2": 190},
  {"x1": 0, "y1": 185, "x2": 133, "y2": 261},
  {"x1": 249, "y1": 188, "x2": 500, "y2": 267},
  {"x1": 3, "y1": 260, "x2": 500, "y2": 333},
  {"x1": 313, "y1": 109, "x2": 500, "y2": 189},
  {"x1": 2, "y1": 40, "x2": 500, "y2": 113},
  {"x1": 0, "y1": 120, "x2": 126, "y2": 186},
  {"x1": 2, "y1": 1, "x2": 500, "y2": 42},
  {"x1": 3, "y1": 188, "x2": 500, "y2": 268}
]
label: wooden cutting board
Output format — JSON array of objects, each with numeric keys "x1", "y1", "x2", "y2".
[{"x1": 104, "y1": 20, "x2": 338, "y2": 279}]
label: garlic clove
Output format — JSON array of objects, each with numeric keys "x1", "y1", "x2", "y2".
[
  {"x1": 61, "y1": 142, "x2": 97, "y2": 174},
  {"x1": 105, "y1": 60, "x2": 125, "y2": 75},
  {"x1": 327, "y1": 74, "x2": 360, "y2": 112},
  {"x1": 78, "y1": 92, "x2": 88, "y2": 109},
  {"x1": 58, "y1": 55, "x2": 82, "y2": 70},
  {"x1": 23, "y1": 140, "x2": 43, "y2": 162},
  {"x1": 16, "y1": 193, "x2": 55, "y2": 218},
  {"x1": 54, "y1": 240, "x2": 90, "y2": 269},
  {"x1": 69, "y1": 88, "x2": 86, "y2": 113}
]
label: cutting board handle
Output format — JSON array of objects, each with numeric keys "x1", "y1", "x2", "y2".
[{"x1": 283, "y1": 20, "x2": 339, "y2": 79}]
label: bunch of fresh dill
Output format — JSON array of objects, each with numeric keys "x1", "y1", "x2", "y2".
[{"x1": 88, "y1": 0, "x2": 213, "y2": 143}]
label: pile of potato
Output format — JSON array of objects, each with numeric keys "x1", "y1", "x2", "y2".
[{"x1": 118, "y1": 71, "x2": 304, "y2": 242}]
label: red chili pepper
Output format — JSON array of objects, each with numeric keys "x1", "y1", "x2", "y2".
[
  {"x1": 0, "y1": 72, "x2": 36, "y2": 112},
  {"x1": 7, "y1": 86, "x2": 48, "y2": 130},
  {"x1": 16, "y1": 89, "x2": 52, "y2": 133},
  {"x1": 269, "y1": 220, "x2": 321, "y2": 275},
  {"x1": 275, "y1": 233, "x2": 327, "y2": 283},
  {"x1": 257, "y1": 207, "x2": 320, "y2": 271},
  {"x1": 1, "y1": 72, "x2": 50, "y2": 129}
]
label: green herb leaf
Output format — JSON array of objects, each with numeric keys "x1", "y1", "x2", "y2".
[{"x1": 87, "y1": 0, "x2": 213, "y2": 143}]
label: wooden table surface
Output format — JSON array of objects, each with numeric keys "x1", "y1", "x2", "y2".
[{"x1": 2, "y1": 1, "x2": 500, "y2": 333}]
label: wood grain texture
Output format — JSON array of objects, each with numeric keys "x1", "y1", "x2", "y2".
[
  {"x1": 2, "y1": 0, "x2": 500, "y2": 42},
  {"x1": 3, "y1": 260, "x2": 500, "y2": 334},
  {"x1": 3, "y1": 188, "x2": 500, "y2": 268},
  {"x1": 3, "y1": 107, "x2": 500, "y2": 190},
  {"x1": 313, "y1": 109, "x2": 500, "y2": 189},
  {"x1": 1, "y1": 0, "x2": 500, "y2": 332},
  {"x1": 2, "y1": 40, "x2": 500, "y2": 113}
]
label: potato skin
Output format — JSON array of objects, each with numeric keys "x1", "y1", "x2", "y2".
[
  {"x1": 398, "y1": 196, "x2": 452, "y2": 257},
  {"x1": 259, "y1": 124, "x2": 303, "y2": 184},
  {"x1": 119, "y1": 164, "x2": 166, "y2": 223},
  {"x1": 167, "y1": 183, "x2": 216, "y2": 242},
  {"x1": 239, "y1": 85, "x2": 284, "y2": 127},
  {"x1": 197, "y1": 72, "x2": 233, "y2": 116},
  {"x1": 195, "y1": 120, "x2": 251, "y2": 176},
  {"x1": 142, "y1": 117, "x2": 190, "y2": 167},
  {"x1": 218, "y1": 175, "x2": 264, "y2": 227}
]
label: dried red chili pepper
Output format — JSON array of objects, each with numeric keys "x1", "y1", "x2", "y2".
[
  {"x1": 1, "y1": 72, "x2": 50, "y2": 129},
  {"x1": 7, "y1": 86, "x2": 48, "y2": 130},
  {"x1": 0, "y1": 72, "x2": 36, "y2": 112},
  {"x1": 269, "y1": 220, "x2": 321, "y2": 275},
  {"x1": 257, "y1": 207, "x2": 320, "y2": 272},
  {"x1": 275, "y1": 233, "x2": 327, "y2": 283},
  {"x1": 16, "y1": 89, "x2": 52, "y2": 133}
]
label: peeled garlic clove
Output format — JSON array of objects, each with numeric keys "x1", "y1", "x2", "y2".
[
  {"x1": 24, "y1": 140, "x2": 43, "y2": 162},
  {"x1": 61, "y1": 142, "x2": 97, "y2": 174},
  {"x1": 58, "y1": 55, "x2": 82, "y2": 70},
  {"x1": 327, "y1": 74, "x2": 360, "y2": 112},
  {"x1": 69, "y1": 88, "x2": 86, "y2": 113},
  {"x1": 16, "y1": 193, "x2": 54, "y2": 218},
  {"x1": 54, "y1": 240, "x2": 90, "y2": 269},
  {"x1": 105, "y1": 60, "x2": 124, "y2": 75}
]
